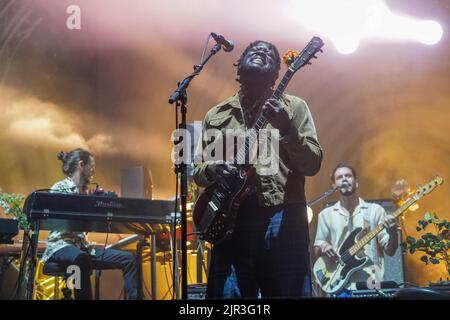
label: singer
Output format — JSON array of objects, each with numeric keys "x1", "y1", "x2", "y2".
[
  {"x1": 313, "y1": 164, "x2": 399, "y2": 294},
  {"x1": 40, "y1": 148, "x2": 140, "y2": 300},
  {"x1": 193, "y1": 40, "x2": 323, "y2": 298}
]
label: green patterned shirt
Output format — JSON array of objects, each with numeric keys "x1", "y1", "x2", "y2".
[{"x1": 41, "y1": 177, "x2": 95, "y2": 263}]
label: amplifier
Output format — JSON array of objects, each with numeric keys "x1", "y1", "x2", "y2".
[
  {"x1": 187, "y1": 283, "x2": 207, "y2": 300},
  {"x1": 0, "y1": 219, "x2": 19, "y2": 244},
  {"x1": 350, "y1": 285, "x2": 450, "y2": 299},
  {"x1": 350, "y1": 288, "x2": 398, "y2": 298},
  {"x1": 394, "y1": 286, "x2": 450, "y2": 299}
]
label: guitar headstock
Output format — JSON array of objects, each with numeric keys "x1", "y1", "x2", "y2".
[
  {"x1": 414, "y1": 176, "x2": 444, "y2": 198},
  {"x1": 289, "y1": 36, "x2": 324, "y2": 71}
]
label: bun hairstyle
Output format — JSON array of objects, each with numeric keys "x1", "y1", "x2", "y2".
[
  {"x1": 57, "y1": 148, "x2": 93, "y2": 176},
  {"x1": 57, "y1": 151, "x2": 68, "y2": 162}
]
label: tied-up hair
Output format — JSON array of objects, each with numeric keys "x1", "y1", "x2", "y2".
[
  {"x1": 234, "y1": 40, "x2": 281, "y2": 88},
  {"x1": 57, "y1": 148, "x2": 93, "y2": 176}
]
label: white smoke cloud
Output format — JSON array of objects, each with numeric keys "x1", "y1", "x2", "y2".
[{"x1": 0, "y1": 87, "x2": 117, "y2": 156}]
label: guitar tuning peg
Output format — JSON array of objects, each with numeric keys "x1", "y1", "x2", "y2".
[
  {"x1": 319, "y1": 49, "x2": 323, "y2": 53},
  {"x1": 307, "y1": 62, "x2": 312, "y2": 65},
  {"x1": 313, "y1": 55, "x2": 318, "y2": 59}
]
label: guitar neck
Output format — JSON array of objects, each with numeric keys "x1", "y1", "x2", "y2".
[
  {"x1": 233, "y1": 68, "x2": 295, "y2": 164},
  {"x1": 348, "y1": 196, "x2": 418, "y2": 256},
  {"x1": 273, "y1": 68, "x2": 295, "y2": 101}
]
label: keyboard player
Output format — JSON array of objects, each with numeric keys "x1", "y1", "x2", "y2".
[{"x1": 41, "y1": 148, "x2": 140, "y2": 300}]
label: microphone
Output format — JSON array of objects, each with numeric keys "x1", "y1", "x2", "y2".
[
  {"x1": 211, "y1": 32, "x2": 234, "y2": 52},
  {"x1": 341, "y1": 181, "x2": 350, "y2": 188}
]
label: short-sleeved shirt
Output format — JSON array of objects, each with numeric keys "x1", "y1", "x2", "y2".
[
  {"x1": 314, "y1": 198, "x2": 390, "y2": 288},
  {"x1": 41, "y1": 177, "x2": 94, "y2": 263}
]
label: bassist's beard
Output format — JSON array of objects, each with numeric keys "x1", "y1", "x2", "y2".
[{"x1": 339, "y1": 186, "x2": 356, "y2": 197}]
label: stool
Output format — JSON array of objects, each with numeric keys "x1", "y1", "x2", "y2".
[
  {"x1": 92, "y1": 263, "x2": 128, "y2": 300},
  {"x1": 42, "y1": 262, "x2": 73, "y2": 300},
  {"x1": 43, "y1": 262, "x2": 127, "y2": 300}
]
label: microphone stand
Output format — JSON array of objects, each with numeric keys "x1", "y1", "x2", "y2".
[
  {"x1": 307, "y1": 186, "x2": 339, "y2": 207},
  {"x1": 168, "y1": 42, "x2": 222, "y2": 300},
  {"x1": 307, "y1": 186, "x2": 338, "y2": 297}
]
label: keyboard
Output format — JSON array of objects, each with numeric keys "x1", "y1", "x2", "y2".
[{"x1": 24, "y1": 191, "x2": 175, "y2": 234}]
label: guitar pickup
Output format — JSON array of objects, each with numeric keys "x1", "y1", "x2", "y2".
[{"x1": 208, "y1": 201, "x2": 219, "y2": 212}]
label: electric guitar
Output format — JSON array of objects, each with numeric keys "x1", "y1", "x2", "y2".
[
  {"x1": 193, "y1": 36, "x2": 324, "y2": 244},
  {"x1": 313, "y1": 176, "x2": 444, "y2": 295}
]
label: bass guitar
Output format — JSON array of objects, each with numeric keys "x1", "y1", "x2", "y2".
[{"x1": 313, "y1": 176, "x2": 444, "y2": 294}]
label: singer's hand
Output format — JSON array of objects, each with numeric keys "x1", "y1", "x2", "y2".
[
  {"x1": 206, "y1": 161, "x2": 238, "y2": 184},
  {"x1": 262, "y1": 99, "x2": 290, "y2": 136}
]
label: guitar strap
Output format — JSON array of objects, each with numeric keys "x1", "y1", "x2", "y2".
[
  {"x1": 362, "y1": 206, "x2": 380, "y2": 268},
  {"x1": 363, "y1": 209, "x2": 370, "y2": 231}
]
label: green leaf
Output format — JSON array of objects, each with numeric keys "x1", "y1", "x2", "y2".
[
  {"x1": 429, "y1": 258, "x2": 440, "y2": 264},
  {"x1": 424, "y1": 212, "x2": 434, "y2": 223},
  {"x1": 422, "y1": 233, "x2": 437, "y2": 241},
  {"x1": 419, "y1": 220, "x2": 429, "y2": 230},
  {"x1": 416, "y1": 238, "x2": 425, "y2": 246},
  {"x1": 406, "y1": 236, "x2": 416, "y2": 245},
  {"x1": 438, "y1": 220, "x2": 449, "y2": 232},
  {"x1": 0, "y1": 192, "x2": 29, "y2": 233}
]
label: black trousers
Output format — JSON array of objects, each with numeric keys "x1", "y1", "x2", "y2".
[
  {"x1": 206, "y1": 195, "x2": 311, "y2": 298},
  {"x1": 47, "y1": 245, "x2": 139, "y2": 300}
]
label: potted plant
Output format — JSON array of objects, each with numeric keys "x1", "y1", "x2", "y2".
[
  {"x1": 0, "y1": 192, "x2": 29, "y2": 233},
  {"x1": 404, "y1": 212, "x2": 450, "y2": 279}
]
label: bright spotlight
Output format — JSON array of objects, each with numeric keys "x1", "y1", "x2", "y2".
[
  {"x1": 417, "y1": 20, "x2": 443, "y2": 45},
  {"x1": 290, "y1": 0, "x2": 443, "y2": 54},
  {"x1": 334, "y1": 36, "x2": 360, "y2": 55}
]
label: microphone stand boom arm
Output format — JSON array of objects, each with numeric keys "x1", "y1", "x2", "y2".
[
  {"x1": 307, "y1": 186, "x2": 339, "y2": 207},
  {"x1": 169, "y1": 43, "x2": 221, "y2": 104}
]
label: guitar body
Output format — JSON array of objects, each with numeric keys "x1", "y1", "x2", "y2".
[
  {"x1": 193, "y1": 166, "x2": 256, "y2": 244},
  {"x1": 313, "y1": 227, "x2": 370, "y2": 294}
]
